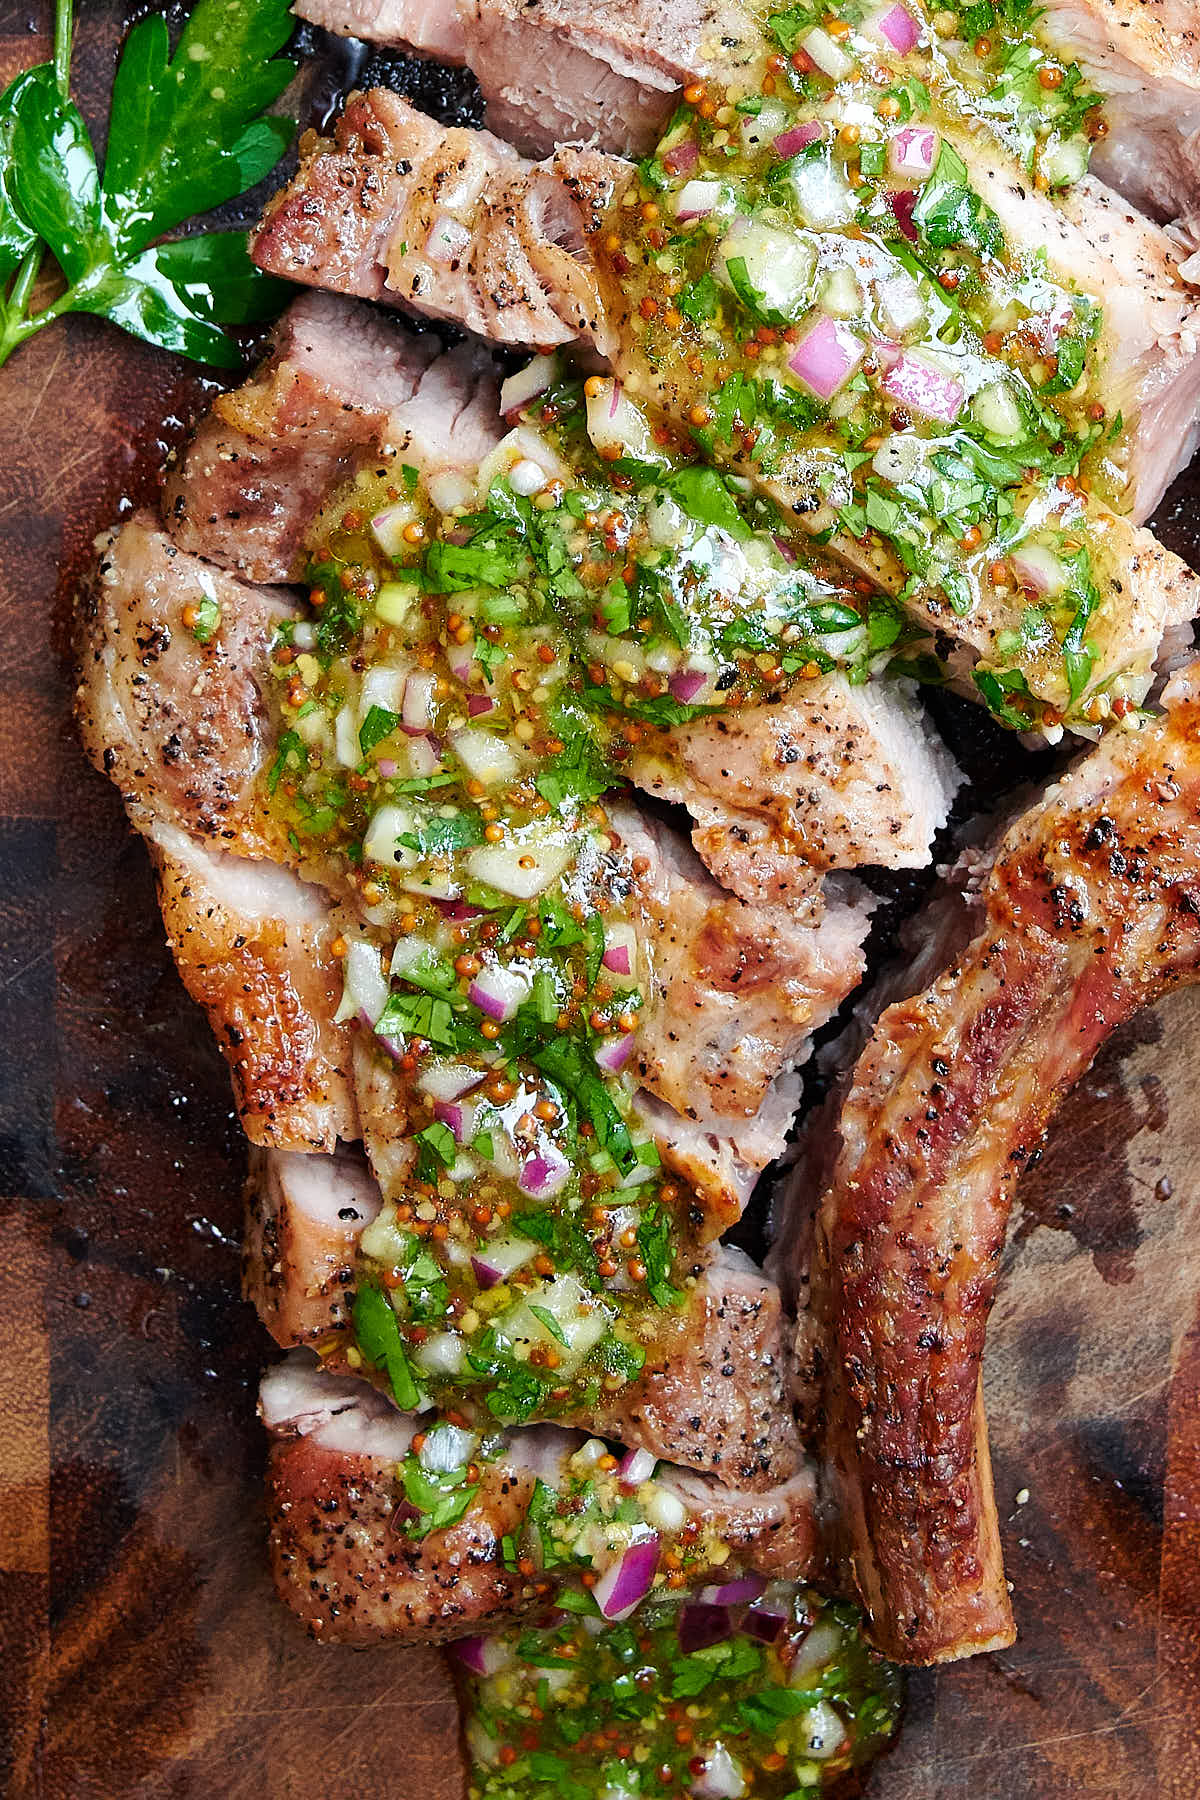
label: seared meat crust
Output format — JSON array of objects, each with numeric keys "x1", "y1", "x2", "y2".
[
  {"x1": 263, "y1": 1356, "x2": 818, "y2": 1643},
  {"x1": 813, "y1": 662, "x2": 1200, "y2": 1664}
]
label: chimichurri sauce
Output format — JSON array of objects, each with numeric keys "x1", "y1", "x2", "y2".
[
  {"x1": 586, "y1": 0, "x2": 1152, "y2": 734},
  {"x1": 261, "y1": 391, "x2": 903, "y2": 1437},
  {"x1": 458, "y1": 1585, "x2": 902, "y2": 1798}
]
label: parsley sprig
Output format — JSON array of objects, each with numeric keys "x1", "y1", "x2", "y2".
[{"x1": 0, "y1": 0, "x2": 295, "y2": 370}]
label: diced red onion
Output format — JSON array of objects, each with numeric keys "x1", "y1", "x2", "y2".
[
  {"x1": 585, "y1": 378, "x2": 659, "y2": 462},
  {"x1": 468, "y1": 964, "x2": 530, "y2": 1022},
  {"x1": 447, "y1": 639, "x2": 476, "y2": 683},
  {"x1": 669, "y1": 667, "x2": 710, "y2": 703},
  {"x1": 402, "y1": 670, "x2": 437, "y2": 733},
  {"x1": 787, "y1": 315, "x2": 865, "y2": 400},
  {"x1": 467, "y1": 693, "x2": 496, "y2": 717},
  {"x1": 741, "y1": 1604, "x2": 788, "y2": 1643},
  {"x1": 435, "y1": 899, "x2": 485, "y2": 922},
  {"x1": 773, "y1": 120, "x2": 822, "y2": 159},
  {"x1": 426, "y1": 211, "x2": 471, "y2": 264},
  {"x1": 700, "y1": 1573, "x2": 765, "y2": 1606},
  {"x1": 1010, "y1": 543, "x2": 1066, "y2": 594},
  {"x1": 675, "y1": 178, "x2": 723, "y2": 221},
  {"x1": 517, "y1": 1145, "x2": 571, "y2": 1198},
  {"x1": 887, "y1": 126, "x2": 937, "y2": 181},
  {"x1": 889, "y1": 188, "x2": 918, "y2": 240},
  {"x1": 692, "y1": 1746, "x2": 747, "y2": 1800},
  {"x1": 499, "y1": 354, "x2": 557, "y2": 421},
  {"x1": 450, "y1": 1635, "x2": 513, "y2": 1676},
  {"x1": 594, "y1": 1033, "x2": 635, "y2": 1074},
  {"x1": 370, "y1": 506, "x2": 417, "y2": 559},
  {"x1": 618, "y1": 1446, "x2": 657, "y2": 1487},
  {"x1": 471, "y1": 1254, "x2": 504, "y2": 1290},
  {"x1": 336, "y1": 938, "x2": 389, "y2": 1026},
  {"x1": 426, "y1": 469, "x2": 476, "y2": 515},
  {"x1": 434, "y1": 1098, "x2": 476, "y2": 1144},
  {"x1": 407, "y1": 734, "x2": 442, "y2": 777},
  {"x1": 602, "y1": 942, "x2": 632, "y2": 977},
  {"x1": 869, "y1": 2, "x2": 920, "y2": 54},
  {"x1": 592, "y1": 1534, "x2": 660, "y2": 1621},
  {"x1": 678, "y1": 1602, "x2": 733, "y2": 1655},
  {"x1": 418, "y1": 1060, "x2": 484, "y2": 1103},
  {"x1": 450, "y1": 725, "x2": 520, "y2": 786},
  {"x1": 663, "y1": 138, "x2": 698, "y2": 176},
  {"x1": 880, "y1": 349, "x2": 964, "y2": 423},
  {"x1": 376, "y1": 758, "x2": 397, "y2": 778}
]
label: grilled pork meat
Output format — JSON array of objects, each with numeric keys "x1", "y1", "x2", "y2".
[
  {"x1": 163, "y1": 294, "x2": 958, "y2": 901},
  {"x1": 294, "y1": 0, "x2": 470, "y2": 59},
  {"x1": 76, "y1": 514, "x2": 293, "y2": 855},
  {"x1": 164, "y1": 293, "x2": 501, "y2": 584},
  {"x1": 75, "y1": 510, "x2": 880, "y2": 1222},
  {"x1": 262, "y1": 1353, "x2": 819, "y2": 1644},
  {"x1": 252, "y1": 90, "x2": 622, "y2": 351},
  {"x1": 627, "y1": 677, "x2": 959, "y2": 910},
  {"x1": 245, "y1": 1146, "x2": 802, "y2": 1484},
  {"x1": 248, "y1": 101, "x2": 1200, "y2": 721},
  {"x1": 291, "y1": 0, "x2": 757, "y2": 158},
  {"x1": 351, "y1": 808, "x2": 871, "y2": 1245},
  {"x1": 148, "y1": 822, "x2": 358, "y2": 1152},
  {"x1": 1041, "y1": 0, "x2": 1200, "y2": 230},
  {"x1": 810, "y1": 660, "x2": 1200, "y2": 1666},
  {"x1": 255, "y1": 89, "x2": 1200, "y2": 527}
]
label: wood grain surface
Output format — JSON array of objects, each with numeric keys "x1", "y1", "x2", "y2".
[{"x1": 0, "y1": 6, "x2": 1197, "y2": 1796}]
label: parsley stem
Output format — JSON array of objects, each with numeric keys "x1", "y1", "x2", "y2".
[{"x1": 52, "y1": 0, "x2": 74, "y2": 97}]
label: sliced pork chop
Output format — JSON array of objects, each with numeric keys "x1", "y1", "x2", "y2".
[
  {"x1": 965, "y1": 155, "x2": 1200, "y2": 522},
  {"x1": 811, "y1": 660, "x2": 1200, "y2": 1665},
  {"x1": 165, "y1": 292, "x2": 435, "y2": 583},
  {"x1": 251, "y1": 90, "x2": 623, "y2": 352},
  {"x1": 631, "y1": 676, "x2": 959, "y2": 909},
  {"x1": 611, "y1": 800, "x2": 871, "y2": 1120},
  {"x1": 1040, "y1": 0, "x2": 1200, "y2": 230},
  {"x1": 294, "y1": 0, "x2": 469, "y2": 59},
  {"x1": 76, "y1": 514, "x2": 292, "y2": 853},
  {"x1": 245, "y1": 1147, "x2": 801, "y2": 1483},
  {"x1": 244, "y1": 1147, "x2": 381, "y2": 1342},
  {"x1": 148, "y1": 823, "x2": 358, "y2": 1153},
  {"x1": 262, "y1": 1353, "x2": 819, "y2": 1643},
  {"x1": 165, "y1": 293, "x2": 502, "y2": 583}
]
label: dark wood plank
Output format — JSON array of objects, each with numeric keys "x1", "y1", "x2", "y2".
[{"x1": 0, "y1": 4, "x2": 1195, "y2": 1795}]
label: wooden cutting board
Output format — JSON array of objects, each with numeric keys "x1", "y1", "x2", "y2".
[{"x1": 0, "y1": 6, "x2": 1197, "y2": 1794}]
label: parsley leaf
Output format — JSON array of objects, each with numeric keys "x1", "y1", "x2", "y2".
[
  {"x1": 0, "y1": 0, "x2": 295, "y2": 371},
  {"x1": 911, "y1": 139, "x2": 1004, "y2": 258},
  {"x1": 399, "y1": 1452, "x2": 478, "y2": 1538},
  {"x1": 635, "y1": 1204, "x2": 679, "y2": 1307},
  {"x1": 352, "y1": 1283, "x2": 420, "y2": 1410},
  {"x1": 358, "y1": 704, "x2": 399, "y2": 756}
]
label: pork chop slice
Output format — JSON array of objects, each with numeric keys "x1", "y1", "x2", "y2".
[
  {"x1": 76, "y1": 513, "x2": 294, "y2": 853},
  {"x1": 148, "y1": 822, "x2": 358, "y2": 1152},
  {"x1": 245, "y1": 1146, "x2": 801, "y2": 1483},
  {"x1": 631, "y1": 676, "x2": 959, "y2": 909},
  {"x1": 610, "y1": 800, "x2": 872, "y2": 1123},
  {"x1": 252, "y1": 93, "x2": 1200, "y2": 532},
  {"x1": 294, "y1": 0, "x2": 469, "y2": 59},
  {"x1": 809, "y1": 659, "x2": 1200, "y2": 1666},
  {"x1": 164, "y1": 291, "x2": 440, "y2": 582},
  {"x1": 261, "y1": 1353, "x2": 819, "y2": 1643},
  {"x1": 251, "y1": 89, "x2": 623, "y2": 352},
  {"x1": 1039, "y1": 0, "x2": 1200, "y2": 231},
  {"x1": 964, "y1": 156, "x2": 1200, "y2": 523}
]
